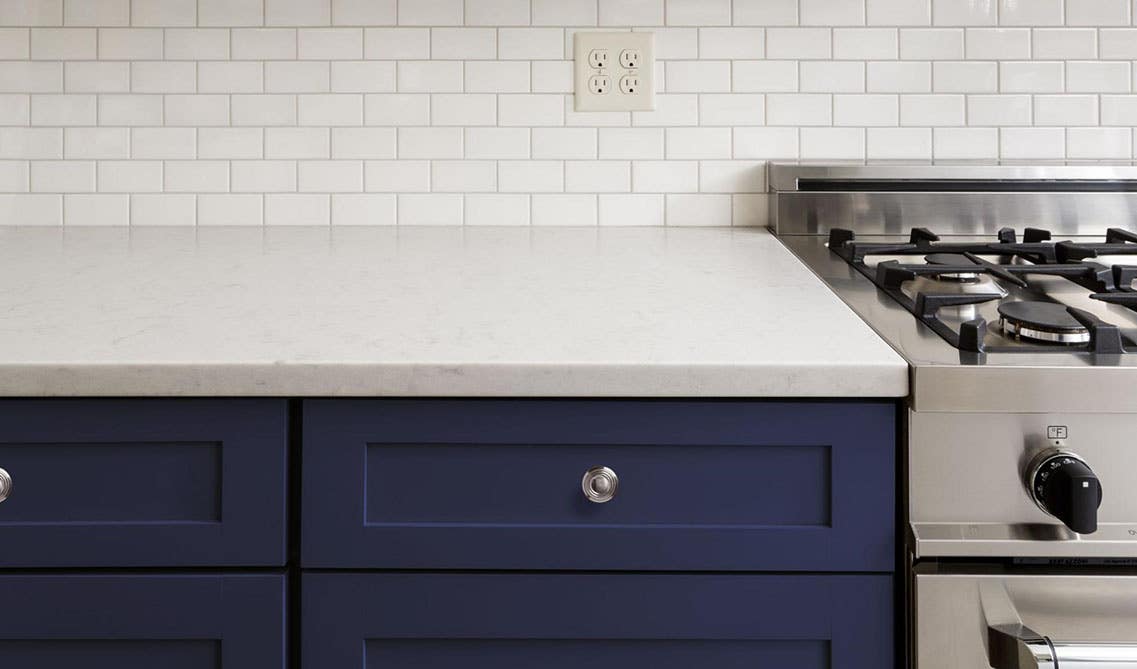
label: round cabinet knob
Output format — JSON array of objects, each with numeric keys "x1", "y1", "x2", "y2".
[
  {"x1": 582, "y1": 466, "x2": 618, "y2": 504},
  {"x1": 1027, "y1": 449, "x2": 1102, "y2": 535},
  {"x1": 0, "y1": 467, "x2": 10, "y2": 503}
]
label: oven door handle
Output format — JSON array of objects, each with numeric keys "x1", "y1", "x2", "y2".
[{"x1": 989, "y1": 623, "x2": 1137, "y2": 669}]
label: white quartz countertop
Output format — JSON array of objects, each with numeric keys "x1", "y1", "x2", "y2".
[{"x1": 0, "y1": 226, "x2": 907, "y2": 397}]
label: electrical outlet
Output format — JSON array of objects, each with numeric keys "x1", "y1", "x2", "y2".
[{"x1": 574, "y1": 31, "x2": 655, "y2": 112}]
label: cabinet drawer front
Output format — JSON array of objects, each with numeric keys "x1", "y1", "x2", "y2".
[
  {"x1": 303, "y1": 573, "x2": 892, "y2": 669},
  {"x1": 302, "y1": 400, "x2": 895, "y2": 570},
  {"x1": 0, "y1": 400, "x2": 287, "y2": 567},
  {"x1": 0, "y1": 573, "x2": 285, "y2": 669}
]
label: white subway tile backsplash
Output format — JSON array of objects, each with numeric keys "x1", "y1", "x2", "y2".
[{"x1": 0, "y1": 0, "x2": 1129, "y2": 228}]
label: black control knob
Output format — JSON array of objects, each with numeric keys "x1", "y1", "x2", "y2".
[{"x1": 1028, "y1": 450, "x2": 1102, "y2": 535}]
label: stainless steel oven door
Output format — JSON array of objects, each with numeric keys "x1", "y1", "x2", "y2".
[{"x1": 916, "y1": 567, "x2": 1137, "y2": 669}]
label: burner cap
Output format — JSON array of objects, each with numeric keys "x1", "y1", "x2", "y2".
[
  {"x1": 998, "y1": 301, "x2": 1090, "y2": 345},
  {"x1": 924, "y1": 253, "x2": 981, "y2": 282}
]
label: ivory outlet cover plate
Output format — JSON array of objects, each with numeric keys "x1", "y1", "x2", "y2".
[{"x1": 573, "y1": 32, "x2": 655, "y2": 112}]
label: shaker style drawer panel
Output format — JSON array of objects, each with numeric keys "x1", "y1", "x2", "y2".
[
  {"x1": 302, "y1": 400, "x2": 895, "y2": 570},
  {"x1": 0, "y1": 573, "x2": 285, "y2": 669},
  {"x1": 303, "y1": 573, "x2": 892, "y2": 669},
  {"x1": 0, "y1": 400, "x2": 287, "y2": 567}
]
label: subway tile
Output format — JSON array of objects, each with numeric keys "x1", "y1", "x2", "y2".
[
  {"x1": 0, "y1": 1, "x2": 62, "y2": 26},
  {"x1": 732, "y1": 193, "x2": 767, "y2": 227},
  {"x1": 565, "y1": 160, "x2": 629, "y2": 192},
  {"x1": 65, "y1": 194, "x2": 127, "y2": 225},
  {"x1": 968, "y1": 95, "x2": 1032, "y2": 125},
  {"x1": 499, "y1": 160, "x2": 562, "y2": 192},
  {"x1": 164, "y1": 94, "x2": 229, "y2": 126},
  {"x1": 1066, "y1": 0, "x2": 1130, "y2": 26},
  {"x1": 397, "y1": 193, "x2": 462, "y2": 224},
  {"x1": 199, "y1": 127, "x2": 263, "y2": 158},
  {"x1": 533, "y1": 0, "x2": 597, "y2": 26},
  {"x1": 397, "y1": 0, "x2": 463, "y2": 26},
  {"x1": 899, "y1": 28, "x2": 963, "y2": 59},
  {"x1": 333, "y1": 0, "x2": 396, "y2": 26},
  {"x1": 900, "y1": 94, "x2": 965, "y2": 125},
  {"x1": 666, "y1": 61, "x2": 731, "y2": 93},
  {"x1": 465, "y1": 127, "x2": 529, "y2": 158},
  {"x1": 1000, "y1": 61, "x2": 1064, "y2": 93},
  {"x1": 164, "y1": 160, "x2": 228, "y2": 192},
  {"x1": 499, "y1": 94, "x2": 564, "y2": 126},
  {"x1": 265, "y1": 193, "x2": 330, "y2": 225},
  {"x1": 665, "y1": 127, "x2": 731, "y2": 158},
  {"x1": 766, "y1": 28, "x2": 830, "y2": 59},
  {"x1": 932, "y1": 127, "x2": 998, "y2": 159},
  {"x1": 199, "y1": 0, "x2": 263, "y2": 26},
  {"x1": 331, "y1": 127, "x2": 397, "y2": 158},
  {"x1": 866, "y1": 127, "x2": 932, "y2": 159},
  {"x1": 299, "y1": 160, "x2": 363, "y2": 192},
  {"x1": 431, "y1": 93, "x2": 496, "y2": 126},
  {"x1": 466, "y1": 61, "x2": 530, "y2": 93},
  {"x1": 568, "y1": 104, "x2": 632, "y2": 127},
  {"x1": 0, "y1": 62, "x2": 62, "y2": 92},
  {"x1": 733, "y1": 61, "x2": 798, "y2": 92},
  {"x1": 266, "y1": 127, "x2": 330, "y2": 158},
  {"x1": 431, "y1": 160, "x2": 496, "y2": 192},
  {"x1": 666, "y1": 0, "x2": 729, "y2": 25},
  {"x1": 97, "y1": 94, "x2": 163, "y2": 125},
  {"x1": 364, "y1": 93, "x2": 430, "y2": 125},
  {"x1": 331, "y1": 193, "x2": 396, "y2": 225},
  {"x1": 698, "y1": 94, "x2": 765, "y2": 125},
  {"x1": 802, "y1": 0, "x2": 863, "y2": 25},
  {"x1": 598, "y1": 128, "x2": 664, "y2": 159},
  {"x1": 198, "y1": 194, "x2": 262, "y2": 225},
  {"x1": 364, "y1": 28, "x2": 429, "y2": 59},
  {"x1": 266, "y1": 62, "x2": 331, "y2": 94},
  {"x1": 131, "y1": 127, "x2": 196, "y2": 158},
  {"x1": 732, "y1": 0, "x2": 797, "y2": 26},
  {"x1": 1101, "y1": 29, "x2": 1137, "y2": 59},
  {"x1": 500, "y1": 28, "x2": 563, "y2": 60},
  {"x1": 398, "y1": 61, "x2": 463, "y2": 92},
  {"x1": 533, "y1": 127, "x2": 598, "y2": 159},
  {"x1": 699, "y1": 160, "x2": 763, "y2": 193},
  {"x1": 598, "y1": 0, "x2": 665, "y2": 26},
  {"x1": 666, "y1": 193, "x2": 731, "y2": 226},
  {"x1": 633, "y1": 160, "x2": 697, "y2": 192},
  {"x1": 866, "y1": 0, "x2": 931, "y2": 25},
  {"x1": 64, "y1": 127, "x2": 128, "y2": 159},
  {"x1": 532, "y1": 193, "x2": 596, "y2": 225},
  {"x1": 1067, "y1": 62, "x2": 1131, "y2": 94},
  {"x1": 165, "y1": 29, "x2": 230, "y2": 60},
  {"x1": 1034, "y1": 29, "x2": 1097, "y2": 60},
  {"x1": 598, "y1": 194, "x2": 663, "y2": 226},
  {"x1": 131, "y1": 0, "x2": 196, "y2": 27},
  {"x1": 31, "y1": 160, "x2": 93, "y2": 192},
  {"x1": 31, "y1": 94, "x2": 95, "y2": 125},
  {"x1": 299, "y1": 94, "x2": 363, "y2": 126},
  {"x1": 0, "y1": 160, "x2": 28, "y2": 194},
  {"x1": 833, "y1": 28, "x2": 898, "y2": 60},
  {"x1": 1001, "y1": 127, "x2": 1065, "y2": 159},
  {"x1": 131, "y1": 62, "x2": 196, "y2": 94},
  {"x1": 867, "y1": 62, "x2": 931, "y2": 92},
  {"x1": 96, "y1": 160, "x2": 161, "y2": 192},
  {"x1": 30, "y1": 27, "x2": 94, "y2": 59},
  {"x1": 200, "y1": 62, "x2": 265, "y2": 94},
  {"x1": 531, "y1": 61, "x2": 572, "y2": 93},
  {"x1": 299, "y1": 28, "x2": 363, "y2": 59},
  {"x1": 98, "y1": 28, "x2": 162, "y2": 60},
  {"x1": 933, "y1": 0, "x2": 996, "y2": 25},
  {"x1": 1034, "y1": 95, "x2": 1098, "y2": 126},
  {"x1": 0, "y1": 28, "x2": 29, "y2": 58},
  {"x1": 932, "y1": 61, "x2": 998, "y2": 92},
  {"x1": 697, "y1": 27, "x2": 763, "y2": 59},
  {"x1": 801, "y1": 61, "x2": 866, "y2": 93},
  {"x1": 364, "y1": 160, "x2": 429, "y2": 191},
  {"x1": 1067, "y1": 128, "x2": 1131, "y2": 159},
  {"x1": 0, "y1": 94, "x2": 30, "y2": 124},
  {"x1": 0, "y1": 194, "x2": 60, "y2": 225},
  {"x1": 266, "y1": 0, "x2": 331, "y2": 26},
  {"x1": 767, "y1": 94, "x2": 831, "y2": 126},
  {"x1": 231, "y1": 94, "x2": 296, "y2": 126},
  {"x1": 432, "y1": 27, "x2": 496, "y2": 60},
  {"x1": 466, "y1": 0, "x2": 530, "y2": 25},
  {"x1": 131, "y1": 194, "x2": 195, "y2": 225},
  {"x1": 398, "y1": 127, "x2": 462, "y2": 159},
  {"x1": 834, "y1": 95, "x2": 898, "y2": 126},
  {"x1": 965, "y1": 28, "x2": 1029, "y2": 60},
  {"x1": 999, "y1": 0, "x2": 1062, "y2": 25},
  {"x1": 466, "y1": 193, "x2": 529, "y2": 226},
  {"x1": 231, "y1": 29, "x2": 297, "y2": 60},
  {"x1": 1102, "y1": 96, "x2": 1137, "y2": 125}
]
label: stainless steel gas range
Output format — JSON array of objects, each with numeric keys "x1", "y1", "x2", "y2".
[{"x1": 770, "y1": 164, "x2": 1137, "y2": 669}]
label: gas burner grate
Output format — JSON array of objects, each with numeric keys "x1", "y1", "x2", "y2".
[{"x1": 828, "y1": 226, "x2": 1137, "y2": 355}]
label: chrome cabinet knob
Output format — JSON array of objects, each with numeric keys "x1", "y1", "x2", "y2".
[
  {"x1": 582, "y1": 466, "x2": 618, "y2": 503},
  {"x1": 0, "y1": 467, "x2": 10, "y2": 503}
]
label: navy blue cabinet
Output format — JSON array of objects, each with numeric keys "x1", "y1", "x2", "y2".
[
  {"x1": 303, "y1": 572, "x2": 892, "y2": 669},
  {"x1": 302, "y1": 400, "x2": 895, "y2": 571},
  {"x1": 0, "y1": 573, "x2": 286, "y2": 668},
  {"x1": 0, "y1": 400, "x2": 287, "y2": 567}
]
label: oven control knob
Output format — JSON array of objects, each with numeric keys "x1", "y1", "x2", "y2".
[{"x1": 1027, "y1": 449, "x2": 1102, "y2": 535}]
